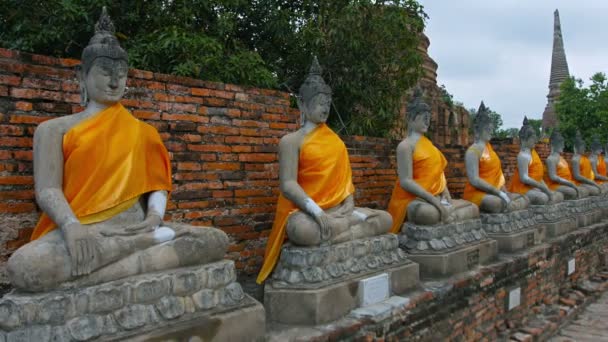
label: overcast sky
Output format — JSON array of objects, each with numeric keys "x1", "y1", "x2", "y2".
[{"x1": 418, "y1": 0, "x2": 608, "y2": 129}]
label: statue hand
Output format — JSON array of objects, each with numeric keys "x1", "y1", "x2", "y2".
[
  {"x1": 63, "y1": 222, "x2": 99, "y2": 276},
  {"x1": 315, "y1": 213, "x2": 332, "y2": 243},
  {"x1": 99, "y1": 213, "x2": 162, "y2": 237},
  {"x1": 498, "y1": 191, "x2": 511, "y2": 211}
]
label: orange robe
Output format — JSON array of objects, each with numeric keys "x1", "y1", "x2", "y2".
[
  {"x1": 387, "y1": 136, "x2": 447, "y2": 233},
  {"x1": 574, "y1": 155, "x2": 594, "y2": 185},
  {"x1": 596, "y1": 155, "x2": 606, "y2": 184},
  {"x1": 544, "y1": 156, "x2": 573, "y2": 190},
  {"x1": 509, "y1": 149, "x2": 544, "y2": 194},
  {"x1": 31, "y1": 103, "x2": 172, "y2": 240},
  {"x1": 256, "y1": 124, "x2": 355, "y2": 284},
  {"x1": 463, "y1": 143, "x2": 505, "y2": 206}
]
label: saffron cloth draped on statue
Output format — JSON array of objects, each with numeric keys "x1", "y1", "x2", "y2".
[
  {"x1": 575, "y1": 155, "x2": 594, "y2": 185},
  {"x1": 597, "y1": 155, "x2": 606, "y2": 184},
  {"x1": 31, "y1": 103, "x2": 172, "y2": 240},
  {"x1": 256, "y1": 124, "x2": 355, "y2": 284},
  {"x1": 387, "y1": 136, "x2": 447, "y2": 234},
  {"x1": 544, "y1": 156, "x2": 574, "y2": 190},
  {"x1": 509, "y1": 149, "x2": 544, "y2": 194},
  {"x1": 463, "y1": 143, "x2": 506, "y2": 206}
]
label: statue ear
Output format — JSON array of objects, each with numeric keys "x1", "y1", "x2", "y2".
[
  {"x1": 77, "y1": 65, "x2": 88, "y2": 107},
  {"x1": 296, "y1": 96, "x2": 307, "y2": 124}
]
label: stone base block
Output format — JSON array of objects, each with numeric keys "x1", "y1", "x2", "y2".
[
  {"x1": 406, "y1": 239, "x2": 497, "y2": 278},
  {"x1": 264, "y1": 262, "x2": 419, "y2": 325},
  {"x1": 0, "y1": 260, "x2": 264, "y2": 342},
  {"x1": 542, "y1": 219, "x2": 578, "y2": 238},
  {"x1": 487, "y1": 227, "x2": 540, "y2": 253}
]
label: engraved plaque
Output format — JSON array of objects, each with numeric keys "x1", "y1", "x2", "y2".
[
  {"x1": 508, "y1": 287, "x2": 521, "y2": 310},
  {"x1": 467, "y1": 250, "x2": 480, "y2": 269},
  {"x1": 567, "y1": 258, "x2": 576, "y2": 275},
  {"x1": 358, "y1": 273, "x2": 389, "y2": 307}
]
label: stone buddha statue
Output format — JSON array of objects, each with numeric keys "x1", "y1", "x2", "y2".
[
  {"x1": 256, "y1": 57, "x2": 391, "y2": 284},
  {"x1": 7, "y1": 9, "x2": 228, "y2": 292},
  {"x1": 544, "y1": 129, "x2": 583, "y2": 199},
  {"x1": 571, "y1": 131, "x2": 602, "y2": 196},
  {"x1": 463, "y1": 102, "x2": 529, "y2": 213},
  {"x1": 509, "y1": 117, "x2": 563, "y2": 205},
  {"x1": 589, "y1": 136, "x2": 608, "y2": 190},
  {"x1": 387, "y1": 87, "x2": 479, "y2": 232}
]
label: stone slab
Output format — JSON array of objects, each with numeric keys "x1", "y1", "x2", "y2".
[
  {"x1": 129, "y1": 296, "x2": 265, "y2": 342},
  {"x1": 264, "y1": 261, "x2": 418, "y2": 325},
  {"x1": 0, "y1": 260, "x2": 264, "y2": 342},
  {"x1": 487, "y1": 226, "x2": 540, "y2": 253},
  {"x1": 406, "y1": 239, "x2": 497, "y2": 278}
]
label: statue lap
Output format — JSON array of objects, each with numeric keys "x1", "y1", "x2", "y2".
[
  {"x1": 8, "y1": 201, "x2": 228, "y2": 292},
  {"x1": 286, "y1": 197, "x2": 391, "y2": 246},
  {"x1": 479, "y1": 192, "x2": 529, "y2": 214},
  {"x1": 406, "y1": 198, "x2": 479, "y2": 225}
]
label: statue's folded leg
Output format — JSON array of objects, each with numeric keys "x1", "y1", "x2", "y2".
[
  {"x1": 581, "y1": 184, "x2": 600, "y2": 196},
  {"x1": 406, "y1": 200, "x2": 441, "y2": 225},
  {"x1": 507, "y1": 192, "x2": 530, "y2": 210},
  {"x1": 556, "y1": 186, "x2": 577, "y2": 200},
  {"x1": 525, "y1": 189, "x2": 550, "y2": 205},
  {"x1": 350, "y1": 207, "x2": 391, "y2": 237},
  {"x1": 286, "y1": 211, "x2": 322, "y2": 246},
  {"x1": 479, "y1": 194, "x2": 504, "y2": 213},
  {"x1": 450, "y1": 199, "x2": 480, "y2": 220}
]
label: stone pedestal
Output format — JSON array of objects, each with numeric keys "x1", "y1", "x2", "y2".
[
  {"x1": 0, "y1": 260, "x2": 265, "y2": 342},
  {"x1": 568, "y1": 197, "x2": 603, "y2": 228},
  {"x1": 399, "y1": 218, "x2": 498, "y2": 278},
  {"x1": 480, "y1": 209, "x2": 542, "y2": 253},
  {"x1": 265, "y1": 234, "x2": 419, "y2": 325},
  {"x1": 530, "y1": 203, "x2": 577, "y2": 238}
]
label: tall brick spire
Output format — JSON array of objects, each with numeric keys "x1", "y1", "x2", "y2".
[{"x1": 542, "y1": 9, "x2": 570, "y2": 130}]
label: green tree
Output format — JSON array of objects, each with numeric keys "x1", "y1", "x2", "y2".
[
  {"x1": 556, "y1": 73, "x2": 608, "y2": 148},
  {"x1": 0, "y1": 0, "x2": 427, "y2": 137}
]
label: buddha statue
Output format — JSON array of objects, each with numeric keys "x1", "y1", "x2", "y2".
[
  {"x1": 571, "y1": 131, "x2": 602, "y2": 196},
  {"x1": 589, "y1": 136, "x2": 608, "y2": 190},
  {"x1": 463, "y1": 102, "x2": 529, "y2": 213},
  {"x1": 256, "y1": 57, "x2": 392, "y2": 284},
  {"x1": 387, "y1": 87, "x2": 479, "y2": 232},
  {"x1": 6, "y1": 9, "x2": 228, "y2": 292},
  {"x1": 509, "y1": 117, "x2": 563, "y2": 204},
  {"x1": 544, "y1": 129, "x2": 583, "y2": 199}
]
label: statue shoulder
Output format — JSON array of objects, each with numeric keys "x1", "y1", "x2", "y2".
[
  {"x1": 34, "y1": 113, "x2": 81, "y2": 138},
  {"x1": 279, "y1": 130, "x2": 306, "y2": 149}
]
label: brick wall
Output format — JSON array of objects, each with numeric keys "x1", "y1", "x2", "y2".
[{"x1": 0, "y1": 48, "x2": 561, "y2": 279}]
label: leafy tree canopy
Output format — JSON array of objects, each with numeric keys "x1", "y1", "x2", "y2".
[
  {"x1": 556, "y1": 73, "x2": 608, "y2": 149},
  {"x1": 0, "y1": 0, "x2": 427, "y2": 137}
]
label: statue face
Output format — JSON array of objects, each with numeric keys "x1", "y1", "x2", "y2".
[
  {"x1": 83, "y1": 57, "x2": 128, "y2": 106},
  {"x1": 303, "y1": 93, "x2": 331, "y2": 124},
  {"x1": 411, "y1": 111, "x2": 431, "y2": 133},
  {"x1": 522, "y1": 132, "x2": 537, "y2": 149},
  {"x1": 575, "y1": 141, "x2": 586, "y2": 154},
  {"x1": 552, "y1": 139, "x2": 564, "y2": 153},
  {"x1": 478, "y1": 122, "x2": 493, "y2": 142}
]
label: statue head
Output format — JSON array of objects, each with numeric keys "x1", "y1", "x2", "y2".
[
  {"x1": 590, "y1": 136, "x2": 603, "y2": 155},
  {"x1": 473, "y1": 101, "x2": 493, "y2": 142},
  {"x1": 78, "y1": 7, "x2": 129, "y2": 107},
  {"x1": 574, "y1": 130, "x2": 586, "y2": 154},
  {"x1": 550, "y1": 129, "x2": 565, "y2": 153},
  {"x1": 297, "y1": 56, "x2": 332, "y2": 125},
  {"x1": 406, "y1": 86, "x2": 431, "y2": 134},
  {"x1": 518, "y1": 116, "x2": 537, "y2": 148}
]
